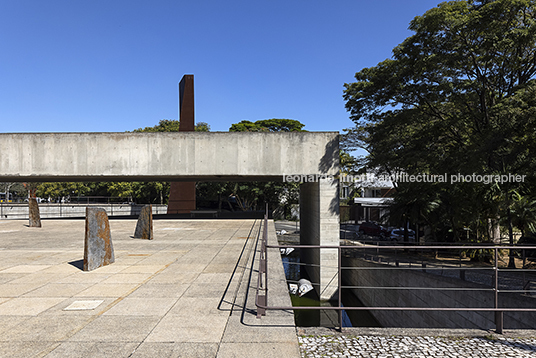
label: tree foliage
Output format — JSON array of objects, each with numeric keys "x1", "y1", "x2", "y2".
[
  {"x1": 229, "y1": 119, "x2": 305, "y2": 132},
  {"x1": 343, "y1": 0, "x2": 536, "y2": 242}
]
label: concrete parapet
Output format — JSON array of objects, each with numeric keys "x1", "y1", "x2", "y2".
[
  {"x1": 84, "y1": 207, "x2": 115, "y2": 271},
  {"x1": 134, "y1": 205, "x2": 153, "y2": 240}
]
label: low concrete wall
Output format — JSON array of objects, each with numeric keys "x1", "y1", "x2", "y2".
[
  {"x1": 0, "y1": 203, "x2": 167, "y2": 220},
  {"x1": 342, "y1": 256, "x2": 536, "y2": 329}
]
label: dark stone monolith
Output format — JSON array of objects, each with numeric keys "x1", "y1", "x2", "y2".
[
  {"x1": 134, "y1": 205, "x2": 153, "y2": 240},
  {"x1": 28, "y1": 198, "x2": 41, "y2": 227},
  {"x1": 167, "y1": 74, "x2": 196, "y2": 214},
  {"x1": 84, "y1": 207, "x2": 115, "y2": 271}
]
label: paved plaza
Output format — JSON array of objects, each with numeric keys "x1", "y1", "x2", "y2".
[
  {"x1": 1, "y1": 218, "x2": 536, "y2": 358},
  {"x1": 0, "y1": 218, "x2": 299, "y2": 358}
]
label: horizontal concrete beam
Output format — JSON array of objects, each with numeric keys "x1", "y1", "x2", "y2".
[{"x1": 0, "y1": 132, "x2": 339, "y2": 182}]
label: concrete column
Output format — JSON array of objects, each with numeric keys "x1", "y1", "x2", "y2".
[{"x1": 300, "y1": 178, "x2": 339, "y2": 301}]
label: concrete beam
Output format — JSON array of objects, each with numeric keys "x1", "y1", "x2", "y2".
[{"x1": 0, "y1": 132, "x2": 338, "y2": 182}]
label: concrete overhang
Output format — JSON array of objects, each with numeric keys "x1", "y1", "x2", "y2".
[{"x1": 0, "y1": 132, "x2": 339, "y2": 182}]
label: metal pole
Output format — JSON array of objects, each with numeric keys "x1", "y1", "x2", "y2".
[
  {"x1": 338, "y1": 246, "x2": 343, "y2": 331},
  {"x1": 495, "y1": 248, "x2": 503, "y2": 334},
  {"x1": 265, "y1": 203, "x2": 268, "y2": 307}
]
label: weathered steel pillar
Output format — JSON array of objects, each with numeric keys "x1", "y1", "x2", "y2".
[{"x1": 167, "y1": 74, "x2": 196, "y2": 214}]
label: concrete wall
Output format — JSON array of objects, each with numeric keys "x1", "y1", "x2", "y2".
[
  {"x1": 300, "y1": 178, "x2": 339, "y2": 301},
  {"x1": 0, "y1": 132, "x2": 339, "y2": 182},
  {"x1": 0, "y1": 203, "x2": 167, "y2": 220},
  {"x1": 342, "y1": 256, "x2": 536, "y2": 329}
]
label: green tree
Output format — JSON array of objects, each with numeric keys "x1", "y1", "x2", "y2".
[
  {"x1": 133, "y1": 119, "x2": 181, "y2": 132},
  {"x1": 36, "y1": 182, "x2": 92, "y2": 202},
  {"x1": 343, "y1": 0, "x2": 536, "y2": 243},
  {"x1": 229, "y1": 118, "x2": 305, "y2": 132}
]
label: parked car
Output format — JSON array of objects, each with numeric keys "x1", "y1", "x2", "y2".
[
  {"x1": 358, "y1": 222, "x2": 390, "y2": 238},
  {"x1": 389, "y1": 228, "x2": 416, "y2": 242}
]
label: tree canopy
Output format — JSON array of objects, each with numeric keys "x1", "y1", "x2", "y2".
[
  {"x1": 343, "y1": 0, "x2": 536, "y2": 243},
  {"x1": 229, "y1": 119, "x2": 305, "y2": 132}
]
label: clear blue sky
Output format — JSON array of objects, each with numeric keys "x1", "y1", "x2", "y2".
[{"x1": 0, "y1": 0, "x2": 438, "y2": 133}]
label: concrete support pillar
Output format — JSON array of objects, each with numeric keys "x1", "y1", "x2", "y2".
[{"x1": 300, "y1": 178, "x2": 339, "y2": 301}]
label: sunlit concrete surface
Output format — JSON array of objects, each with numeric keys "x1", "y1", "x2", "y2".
[{"x1": 0, "y1": 219, "x2": 299, "y2": 358}]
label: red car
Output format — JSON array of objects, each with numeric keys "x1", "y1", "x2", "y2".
[{"x1": 358, "y1": 222, "x2": 389, "y2": 238}]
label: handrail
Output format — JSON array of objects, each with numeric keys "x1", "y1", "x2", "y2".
[{"x1": 255, "y1": 233, "x2": 536, "y2": 334}]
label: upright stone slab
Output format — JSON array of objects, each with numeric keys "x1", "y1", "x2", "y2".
[
  {"x1": 84, "y1": 207, "x2": 115, "y2": 271},
  {"x1": 28, "y1": 197, "x2": 41, "y2": 227},
  {"x1": 134, "y1": 205, "x2": 153, "y2": 240}
]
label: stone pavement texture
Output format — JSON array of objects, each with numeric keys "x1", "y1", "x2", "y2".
[
  {"x1": 298, "y1": 334, "x2": 536, "y2": 358},
  {"x1": 0, "y1": 218, "x2": 299, "y2": 358}
]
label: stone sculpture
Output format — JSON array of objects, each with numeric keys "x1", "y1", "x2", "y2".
[
  {"x1": 134, "y1": 204, "x2": 153, "y2": 240},
  {"x1": 28, "y1": 197, "x2": 41, "y2": 227},
  {"x1": 83, "y1": 207, "x2": 114, "y2": 271}
]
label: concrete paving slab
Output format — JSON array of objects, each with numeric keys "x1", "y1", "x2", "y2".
[
  {"x1": 0, "y1": 297, "x2": 66, "y2": 315},
  {"x1": 0, "y1": 282, "x2": 46, "y2": 297},
  {"x1": 0, "y1": 341, "x2": 56, "y2": 358},
  {"x1": 127, "y1": 282, "x2": 189, "y2": 298},
  {"x1": 44, "y1": 342, "x2": 139, "y2": 358},
  {"x1": 8, "y1": 272, "x2": 62, "y2": 285},
  {"x1": 74, "y1": 283, "x2": 141, "y2": 297},
  {"x1": 67, "y1": 315, "x2": 161, "y2": 342},
  {"x1": 120, "y1": 264, "x2": 167, "y2": 274},
  {"x1": 0, "y1": 273, "x2": 25, "y2": 283},
  {"x1": 103, "y1": 297, "x2": 176, "y2": 316},
  {"x1": 0, "y1": 219, "x2": 301, "y2": 358},
  {"x1": 0, "y1": 315, "x2": 92, "y2": 342},
  {"x1": 1, "y1": 264, "x2": 51, "y2": 273},
  {"x1": 22, "y1": 283, "x2": 94, "y2": 297},
  {"x1": 145, "y1": 314, "x2": 229, "y2": 343},
  {"x1": 99, "y1": 272, "x2": 155, "y2": 284},
  {"x1": 0, "y1": 316, "x2": 31, "y2": 335},
  {"x1": 168, "y1": 296, "x2": 231, "y2": 316},
  {"x1": 130, "y1": 342, "x2": 219, "y2": 358}
]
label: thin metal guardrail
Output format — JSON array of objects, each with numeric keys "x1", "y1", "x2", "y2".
[{"x1": 255, "y1": 226, "x2": 536, "y2": 334}]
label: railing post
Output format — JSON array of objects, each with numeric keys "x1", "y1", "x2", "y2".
[
  {"x1": 264, "y1": 204, "x2": 268, "y2": 309},
  {"x1": 494, "y1": 248, "x2": 503, "y2": 334},
  {"x1": 338, "y1": 246, "x2": 342, "y2": 332}
]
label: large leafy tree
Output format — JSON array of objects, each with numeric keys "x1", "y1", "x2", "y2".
[{"x1": 343, "y1": 0, "x2": 536, "y2": 244}]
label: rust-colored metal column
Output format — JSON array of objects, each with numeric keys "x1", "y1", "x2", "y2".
[{"x1": 167, "y1": 75, "x2": 196, "y2": 214}]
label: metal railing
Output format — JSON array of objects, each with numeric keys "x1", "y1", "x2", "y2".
[{"x1": 255, "y1": 217, "x2": 536, "y2": 334}]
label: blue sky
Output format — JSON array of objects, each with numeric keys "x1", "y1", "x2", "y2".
[{"x1": 0, "y1": 1, "x2": 438, "y2": 133}]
